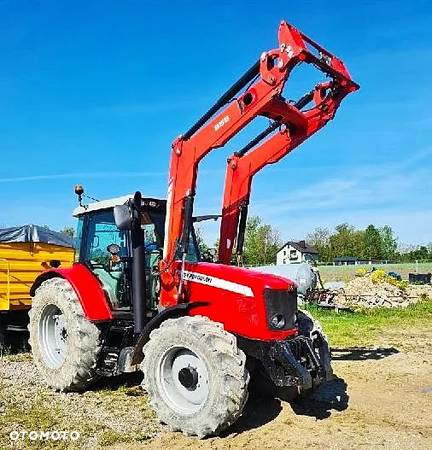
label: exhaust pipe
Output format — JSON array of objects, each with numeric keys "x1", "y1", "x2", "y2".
[{"x1": 131, "y1": 191, "x2": 146, "y2": 334}]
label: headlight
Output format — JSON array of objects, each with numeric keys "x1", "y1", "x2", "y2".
[{"x1": 270, "y1": 314, "x2": 286, "y2": 329}]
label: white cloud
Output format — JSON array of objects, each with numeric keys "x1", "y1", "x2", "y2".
[{"x1": 0, "y1": 171, "x2": 168, "y2": 183}]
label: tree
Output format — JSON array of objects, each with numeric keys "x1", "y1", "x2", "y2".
[
  {"x1": 329, "y1": 223, "x2": 364, "y2": 259},
  {"x1": 194, "y1": 226, "x2": 210, "y2": 257},
  {"x1": 304, "y1": 223, "x2": 429, "y2": 263},
  {"x1": 426, "y1": 242, "x2": 432, "y2": 258},
  {"x1": 243, "y1": 216, "x2": 281, "y2": 266},
  {"x1": 408, "y1": 246, "x2": 429, "y2": 261},
  {"x1": 379, "y1": 225, "x2": 397, "y2": 260},
  {"x1": 363, "y1": 224, "x2": 383, "y2": 259},
  {"x1": 59, "y1": 226, "x2": 75, "y2": 238},
  {"x1": 416, "y1": 246, "x2": 429, "y2": 260},
  {"x1": 306, "y1": 227, "x2": 331, "y2": 262}
]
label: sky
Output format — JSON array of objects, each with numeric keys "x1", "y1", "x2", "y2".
[{"x1": 0, "y1": 0, "x2": 431, "y2": 248}]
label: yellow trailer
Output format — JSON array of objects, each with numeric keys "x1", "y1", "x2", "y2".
[{"x1": 0, "y1": 225, "x2": 75, "y2": 350}]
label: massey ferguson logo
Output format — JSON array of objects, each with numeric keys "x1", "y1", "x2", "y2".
[
  {"x1": 182, "y1": 271, "x2": 254, "y2": 297},
  {"x1": 183, "y1": 271, "x2": 213, "y2": 284},
  {"x1": 214, "y1": 115, "x2": 230, "y2": 132}
]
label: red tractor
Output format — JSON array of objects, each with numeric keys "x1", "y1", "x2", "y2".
[{"x1": 28, "y1": 21, "x2": 358, "y2": 437}]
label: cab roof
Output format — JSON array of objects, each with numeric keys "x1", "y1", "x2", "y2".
[
  {"x1": 73, "y1": 194, "x2": 133, "y2": 217},
  {"x1": 73, "y1": 194, "x2": 166, "y2": 217}
]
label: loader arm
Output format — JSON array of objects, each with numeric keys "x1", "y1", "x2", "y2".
[
  {"x1": 160, "y1": 20, "x2": 358, "y2": 304},
  {"x1": 218, "y1": 78, "x2": 356, "y2": 264}
]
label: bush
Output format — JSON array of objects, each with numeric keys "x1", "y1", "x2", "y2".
[{"x1": 355, "y1": 267, "x2": 368, "y2": 277}]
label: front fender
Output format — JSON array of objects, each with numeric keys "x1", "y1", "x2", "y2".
[
  {"x1": 30, "y1": 263, "x2": 112, "y2": 321},
  {"x1": 130, "y1": 302, "x2": 208, "y2": 365}
]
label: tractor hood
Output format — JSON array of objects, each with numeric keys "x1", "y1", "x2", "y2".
[
  {"x1": 183, "y1": 261, "x2": 297, "y2": 298},
  {"x1": 182, "y1": 261, "x2": 298, "y2": 341}
]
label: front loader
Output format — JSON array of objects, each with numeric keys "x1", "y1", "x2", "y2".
[{"x1": 28, "y1": 21, "x2": 358, "y2": 437}]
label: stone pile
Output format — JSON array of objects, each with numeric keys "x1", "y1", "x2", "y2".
[
  {"x1": 407, "y1": 283, "x2": 432, "y2": 300},
  {"x1": 329, "y1": 274, "x2": 432, "y2": 309}
]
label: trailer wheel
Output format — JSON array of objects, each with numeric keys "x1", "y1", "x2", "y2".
[
  {"x1": 28, "y1": 277, "x2": 101, "y2": 391},
  {"x1": 141, "y1": 315, "x2": 249, "y2": 438}
]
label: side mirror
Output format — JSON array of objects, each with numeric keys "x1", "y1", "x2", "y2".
[
  {"x1": 114, "y1": 205, "x2": 132, "y2": 230},
  {"x1": 107, "y1": 243, "x2": 121, "y2": 255}
]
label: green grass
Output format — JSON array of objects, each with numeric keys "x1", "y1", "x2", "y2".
[
  {"x1": 98, "y1": 429, "x2": 152, "y2": 447},
  {"x1": 304, "y1": 298, "x2": 432, "y2": 347},
  {"x1": 318, "y1": 262, "x2": 432, "y2": 283},
  {"x1": 0, "y1": 393, "x2": 70, "y2": 450}
]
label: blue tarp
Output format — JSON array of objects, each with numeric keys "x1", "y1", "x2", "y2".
[{"x1": 0, "y1": 225, "x2": 74, "y2": 248}]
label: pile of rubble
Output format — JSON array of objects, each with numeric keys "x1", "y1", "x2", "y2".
[
  {"x1": 326, "y1": 273, "x2": 432, "y2": 309},
  {"x1": 407, "y1": 283, "x2": 432, "y2": 301}
]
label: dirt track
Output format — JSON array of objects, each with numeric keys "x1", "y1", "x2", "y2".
[
  {"x1": 124, "y1": 328, "x2": 432, "y2": 450},
  {"x1": 1, "y1": 328, "x2": 431, "y2": 449}
]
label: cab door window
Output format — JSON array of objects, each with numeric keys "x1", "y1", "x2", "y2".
[{"x1": 82, "y1": 210, "x2": 128, "y2": 265}]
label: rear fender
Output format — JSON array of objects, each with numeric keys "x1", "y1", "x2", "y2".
[{"x1": 30, "y1": 263, "x2": 112, "y2": 321}]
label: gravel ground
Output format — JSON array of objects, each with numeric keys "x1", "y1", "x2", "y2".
[
  {"x1": 0, "y1": 356, "x2": 161, "y2": 449},
  {"x1": 1, "y1": 328, "x2": 432, "y2": 450},
  {"x1": 126, "y1": 327, "x2": 432, "y2": 450}
]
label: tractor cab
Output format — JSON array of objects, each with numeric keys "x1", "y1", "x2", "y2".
[{"x1": 73, "y1": 193, "x2": 200, "y2": 314}]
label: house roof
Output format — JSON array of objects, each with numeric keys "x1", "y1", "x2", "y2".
[{"x1": 278, "y1": 240, "x2": 318, "y2": 255}]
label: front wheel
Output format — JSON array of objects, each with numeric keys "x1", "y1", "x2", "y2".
[{"x1": 141, "y1": 315, "x2": 250, "y2": 438}]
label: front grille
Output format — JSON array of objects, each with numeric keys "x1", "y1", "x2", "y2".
[
  {"x1": 264, "y1": 288, "x2": 297, "y2": 330},
  {"x1": 288, "y1": 335, "x2": 305, "y2": 359}
]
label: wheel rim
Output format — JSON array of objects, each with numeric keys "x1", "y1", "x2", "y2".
[
  {"x1": 38, "y1": 304, "x2": 68, "y2": 369},
  {"x1": 158, "y1": 347, "x2": 210, "y2": 415}
]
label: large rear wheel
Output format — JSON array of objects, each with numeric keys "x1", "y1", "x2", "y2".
[
  {"x1": 29, "y1": 277, "x2": 101, "y2": 391},
  {"x1": 141, "y1": 315, "x2": 249, "y2": 438}
]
